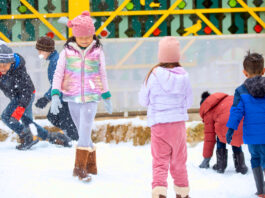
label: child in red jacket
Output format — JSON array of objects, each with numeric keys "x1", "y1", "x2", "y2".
[{"x1": 199, "y1": 92, "x2": 248, "y2": 174}]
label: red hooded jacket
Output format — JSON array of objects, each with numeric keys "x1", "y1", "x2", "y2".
[{"x1": 200, "y1": 93, "x2": 243, "y2": 158}]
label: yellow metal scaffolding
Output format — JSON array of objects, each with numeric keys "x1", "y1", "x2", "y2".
[{"x1": 0, "y1": 0, "x2": 264, "y2": 42}]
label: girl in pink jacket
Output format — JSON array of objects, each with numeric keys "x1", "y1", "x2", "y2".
[
  {"x1": 139, "y1": 37, "x2": 192, "y2": 198},
  {"x1": 51, "y1": 11, "x2": 112, "y2": 182}
]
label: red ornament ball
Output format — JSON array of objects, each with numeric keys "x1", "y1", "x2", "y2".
[
  {"x1": 100, "y1": 30, "x2": 109, "y2": 37},
  {"x1": 204, "y1": 26, "x2": 212, "y2": 34},
  {"x1": 153, "y1": 28, "x2": 161, "y2": 36},
  {"x1": 46, "y1": 32, "x2": 55, "y2": 39},
  {"x1": 254, "y1": 24, "x2": 262, "y2": 33}
]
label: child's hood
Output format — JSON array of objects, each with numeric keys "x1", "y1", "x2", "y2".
[
  {"x1": 244, "y1": 76, "x2": 265, "y2": 98},
  {"x1": 199, "y1": 93, "x2": 228, "y2": 119},
  {"x1": 153, "y1": 66, "x2": 189, "y2": 94},
  {"x1": 4, "y1": 53, "x2": 24, "y2": 75},
  {"x1": 11, "y1": 53, "x2": 24, "y2": 70}
]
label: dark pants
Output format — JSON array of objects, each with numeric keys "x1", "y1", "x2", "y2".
[
  {"x1": 1, "y1": 95, "x2": 48, "y2": 139},
  {"x1": 216, "y1": 137, "x2": 242, "y2": 153},
  {"x1": 47, "y1": 100, "x2": 78, "y2": 140},
  {"x1": 248, "y1": 144, "x2": 265, "y2": 169}
]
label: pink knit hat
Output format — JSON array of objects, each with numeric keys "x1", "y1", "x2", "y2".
[
  {"x1": 158, "y1": 36, "x2": 180, "y2": 63},
  {"x1": 67, "y1": 11, "x2": 95, "y2": 37}
]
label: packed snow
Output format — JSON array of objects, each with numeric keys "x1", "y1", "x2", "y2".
[{"x1": 0, "y1": 119, "x2": 257, "y2": 198}]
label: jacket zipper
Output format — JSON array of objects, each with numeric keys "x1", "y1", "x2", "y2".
[{"x1": 81, "y1": 53, "x2": 85, "y2": 103}]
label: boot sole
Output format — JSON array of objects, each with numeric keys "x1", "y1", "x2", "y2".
[
  {"x1": 78, "y1": 176, "x2": 92, "y2": 182},
  {"x1": 236, "y1": 170, "x2": 248, "y2": 175},
  {"x1": 16, "y1": 139, "x2": 39, "y2": 150}
]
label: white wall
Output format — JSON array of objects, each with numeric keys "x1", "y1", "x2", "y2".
[{"x1": 0, "y1": 34, "x2": 264, "y2": 116}]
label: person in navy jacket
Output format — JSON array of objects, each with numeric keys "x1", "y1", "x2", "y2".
[
  {"x1": 35, "y1": 37, "x2": 78, "y2": 141},
  {"x1": 0, "y1": 44, "x2": 40, "y2": 150},
  {"x1": 0, "y1": 44, "x2": 71, "y2": 149},
  {"x1": 226, "y1": 52, "x2": 265, "y2": 197}
]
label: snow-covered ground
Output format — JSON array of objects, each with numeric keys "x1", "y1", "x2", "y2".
[{"x1": 0, "y1": 120, "x2": 256, "y2": 198}]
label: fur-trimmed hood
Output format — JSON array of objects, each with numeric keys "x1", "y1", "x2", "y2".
[{"x1": 244, "y1": 76, "x2": 265, "y2": 98}]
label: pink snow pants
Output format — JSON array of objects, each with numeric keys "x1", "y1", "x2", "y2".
[{"x1": 151, "y1": 121, "x2": 189, "y2": 189}]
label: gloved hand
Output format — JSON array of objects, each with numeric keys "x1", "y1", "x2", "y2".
[
  {"x1": 103, "y1": 99, "x2": 112, "y2": 114},
  {"x1": 35, "y1": 97, "x2": 50, "y2": 109},
  {"x1": 199, "y1": 158, "x2": 211, "y2": 168},
  {"x1": 226, "y1": 128, "x2": 234, "y2": 144},
  {"x1": 50, "y1": 95, "x2": 62, "y2": 115}
]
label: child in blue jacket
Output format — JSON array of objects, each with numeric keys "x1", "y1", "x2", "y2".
[
  {"x1": 35, "y1": 36, "x2": 78, "y2": 141},
  {"x1": 226, "y1": 52, "x2": 265, "y2": 197},
  {"x1": 0, "y1": 44, "x2": 69, "y2": 149}
]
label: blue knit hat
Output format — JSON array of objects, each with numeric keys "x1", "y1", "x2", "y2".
[{"x1": 0, "y1": 44, "x2": 15, "y2": 63}]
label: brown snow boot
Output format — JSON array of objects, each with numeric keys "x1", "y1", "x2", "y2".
[
  {"x1": 152, "y1": 186, "x2": 167, "y2": 198},
  {"x1": 176, "y1": 195, "x2": 190, "y2": 198},
  {"x1": 73, "y1": 147, "x2": 91, "y2": 182},
  {"x1": 174, "y1": 185, "x2": 190, "y2": 198},
  {"x1": 86, "y1": 147, "x2": 97, "y2": 175}
]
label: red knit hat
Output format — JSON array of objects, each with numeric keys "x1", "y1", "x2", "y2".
[
  {"x1": 67, "y1": 11, "x2": 95, "y2": 37},
  {"x1": 158, "y1": 36, "x2": 181, "y2": 63}
]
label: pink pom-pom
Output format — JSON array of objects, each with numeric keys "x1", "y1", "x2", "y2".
[
  {"x1": 82, "y1": 11, "x2": 90, "y2": 16},
  {"x1": 67, "y1": 20, "x2": 73, "y2": 28}
]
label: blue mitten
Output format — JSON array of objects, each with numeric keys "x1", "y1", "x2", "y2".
[
  {"x1": 50, "y1": 95, "x2": 62, "y2": 115},
  {"x1": 226, "y1": 128, "x2": 234, "y2": 144},
  {"x1": 103, "y1": 99, "x2": 112, "y2": 114}
]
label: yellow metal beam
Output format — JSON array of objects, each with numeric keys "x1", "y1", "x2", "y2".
[
  {"x1": 140, "y1": 0, "x2": 145, "y2": 6},
  {"x1": 69, "y1": 0, "x2": 90, "y2": 20},
  {"x1": 96, "y1": 0, "x2": 131, "y2": 36},
  {"x1": 20, "y1": 0, "x2": 66, "y2": 40},
  {"x1": 196, "y1": 12, "x2": 222, "y2": 35},
  {"x1": 0, "y1": 32, "x2": 11, "y2": 43},
  {"x1": 68, "y1": 0, "x2": 90, "y2": 37},
  {"x1": 0, "y1": 8, "x2": 264, "y2": 19},
  {"x1": 89, "y1": 7, "x2": 265, "y2": 17},
  {"x1": 143, "y1": 0, "x2": 183, "y2": 37},
  {"x1": 237, "y1": 0, "x2": 265, "y2": 29},
  {"x1": 0, "y1": 13, "x2": 68, "y2": 20}
]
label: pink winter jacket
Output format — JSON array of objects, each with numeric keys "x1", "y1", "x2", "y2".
[
  {"x1": 138, "y1": 67, "x2": 193, "y2": 127},
  {"x1": 52, "y1": 41, "x2": 110, "y2": 103}
]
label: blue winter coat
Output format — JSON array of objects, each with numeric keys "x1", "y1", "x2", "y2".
[
  {"x1": 227, "y1": 76, "x2": 265, "y2": 144},
  {"x1": 44, "y1": 50, "x2": 59, "y2": 100}
]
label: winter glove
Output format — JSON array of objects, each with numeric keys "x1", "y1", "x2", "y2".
[
  {"x1": 103, "y1": 99, "x2": 112, "y2": 114},
  {"x1": 199, "y1": 158, "x2": 211, "y2": 168},
  {"x1": 11, "y1": 106, "x2": 25, "y2": 121},
  {"x1": 226, "y1": 128, "x2": 234, "y2": 144},
  {"x1": 50, "y1": 95, "x2": 62, "y2": 115},
  {"x1": 35, "y1": 97, "x2": 50, "y2": 109}
]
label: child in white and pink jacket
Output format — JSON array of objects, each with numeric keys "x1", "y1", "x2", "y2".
[
  {"x1": 139, "y1": 37, "x2": 192, "y2": 198},
  {"x1": 51, "y1": 11, "x2": 112, "y2": 182}
]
